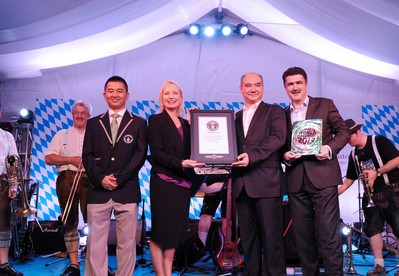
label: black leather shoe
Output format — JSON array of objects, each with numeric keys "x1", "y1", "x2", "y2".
[
  {"x1": 0, "y1": 263, "x2": 23, "y2": 276},
  {"x1": 60, "y1": 266, "x2": 80, "y2": 276}
]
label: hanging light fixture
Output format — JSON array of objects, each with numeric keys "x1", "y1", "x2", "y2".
[
  {"x1": 185, "y1": 22, "x2": 250, "y2": 39},
  {"x1": 236, "y1": 23, "x2": 249, "y2": 37}
]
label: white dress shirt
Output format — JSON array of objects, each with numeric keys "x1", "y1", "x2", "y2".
[
  {"x1": 0, "y1": 129, "x2": 18, "y2": 174},
  {"x1": 243, "y1": 101, "x2": 261, "y2": 137},
  {"x1": 45, "y1": 126, "x2": 86, "y2": 172}
]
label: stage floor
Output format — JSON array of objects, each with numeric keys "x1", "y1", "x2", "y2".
[{"x1": 7, "y1": 245, "x2": 399, "y2": 276}]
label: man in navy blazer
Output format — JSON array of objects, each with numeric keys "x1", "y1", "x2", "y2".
[
  {"x1": 282, "y1": 67, "x2": 350, "y2": 276},
  {"x1": 82, "y1": 76, "x2": 147, "y2": 276},
  {"x1": 232, "y1": 72, "x2": 287, "y2": 276}
]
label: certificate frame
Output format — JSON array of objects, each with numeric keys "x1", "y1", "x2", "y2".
[{"x1": 190, "y1": 109, "x2": 237, "y2": 166}]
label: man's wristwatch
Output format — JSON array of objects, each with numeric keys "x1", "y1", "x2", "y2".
[{"x1": 376, "y1": 169, "x2": 382, "y2": 177}]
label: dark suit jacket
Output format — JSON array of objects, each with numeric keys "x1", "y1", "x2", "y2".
[
  {"x1": 148, "y1": 110, "x2": 194, "y2": 182},
  {"x1": 232, "y1": 102, "x2": 287, "y2": 199},
  {"x1": 82, "y1": 111, "x2": 148, "y2": 204},
  {"x1": 284, "y1": 96, "x2": 351, "y2": 192}
]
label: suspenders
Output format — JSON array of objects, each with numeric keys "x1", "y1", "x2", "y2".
[{"x1": 351, "y1": 135, "x2": 390, "y2": 185}]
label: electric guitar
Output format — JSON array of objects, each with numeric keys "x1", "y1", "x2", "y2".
[{"x1": 216, "y1": 178, "x2": 243, "y2": 270}]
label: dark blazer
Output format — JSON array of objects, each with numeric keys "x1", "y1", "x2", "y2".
[
  {"x1": 148, "y1": 110, "x2": 193, "y2": 182},
  {"x1": 232, "y1": 102, "x2": 287, "y2": 199},
  {"x1": 284, "y1": 96, "x2": 351, "y2": 192},
  {"x1": 82, "y1": 111, "x2": 148, "y2": 204}
]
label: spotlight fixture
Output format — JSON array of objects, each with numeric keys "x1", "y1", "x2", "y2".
[
  {"x1": 236, "y1": 23, "x2": 249, "y2": 37},
  {"x1": 18, "y1": 108, "x2": 34, "y2": 124},
  {"x1": 187, "y1": 23, "x2": 201, "y2": 36},
  {"x1": 184, "y1": 22, "x2": 250, "y2": 39},
  {"x1": 341, "y1": 224, "x2": 351, "y2": 236},
  {"x1": 203, "y1": 25, "x2": 216, "y2": 37},
  {"x1": 220, "y1": 24, "x2": 233, "y2": 37}
]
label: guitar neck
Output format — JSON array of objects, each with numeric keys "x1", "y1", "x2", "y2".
[{"x1": 225, "y1": 178, "x2": 232, "y2": 244}]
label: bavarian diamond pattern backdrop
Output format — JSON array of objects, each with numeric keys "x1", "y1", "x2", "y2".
[
  {"x1": 30, "y1": 99, "x2": 246, "y2": 229},
  {"x1": 362, "y1": 105, "x2": 399, "y2": 147},
  {"x1": 30, "y1": 101, "x2": 398, "y2": 229}
]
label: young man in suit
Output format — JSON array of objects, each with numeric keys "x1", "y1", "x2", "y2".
[
  {"x1": 282, "y1": 67, "x2": 350, "y2": 276},
  {"x1": 232, "y1": 72, "x2": 287, "y2": 275},
  {"x1": 82, "y1": 76, "x2": 148, "y2": 276}
]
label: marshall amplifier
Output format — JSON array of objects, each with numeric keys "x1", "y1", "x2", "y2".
[{"x1": 27, "y1": 220, "x2": 66, "y2": 254}]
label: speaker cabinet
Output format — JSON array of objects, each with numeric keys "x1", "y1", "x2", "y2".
[
  {"x1": 27, "y1": 220, "x2": 66, "y2": 254},
  {"x1": 174, "y1": 219, "x2": 206, "y2": 268}
]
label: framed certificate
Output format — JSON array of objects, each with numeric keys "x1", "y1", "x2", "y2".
[
  {"x1": 291, "y1": 119, "x2": 322, "y2": 155},
  {"x1": 190, "y1": 110, "x2": 237, "y2": 166}
]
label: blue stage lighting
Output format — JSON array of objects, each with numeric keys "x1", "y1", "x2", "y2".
[
  {"x1": 237, "y1": 23, "x2": 249, "y2": 37},
  {"x1": 203, "y1": 25, "x2": 216, "y2": 37},
  {"x1": 341, "y1": 225, "x2": 351, "y2": 236},
  {"x1": 221, "y1": 24, "x2": 233, "y2": 36},
  {"x1": 185, "y1": 22, "x2": 250, "y2": 39},
  {"x1": 18, "y1": 108, "x2": 34, "y2": 124},
  {"x1": 187, "y1": 23, "x2": 201, "y2": 36},
  {"x1": 20, "y1": 109, "x2": 29, "y2": 117}
]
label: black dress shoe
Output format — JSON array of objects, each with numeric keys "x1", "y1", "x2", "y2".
[
  {"x1": 0, "y1": 263, "x2": 23, "y2": 276},
  {"x1": 60, "y1": 265, "x2": 80, "y2": 276}
]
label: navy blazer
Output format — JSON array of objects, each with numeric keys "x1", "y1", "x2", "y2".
[
  {"x1": 284, "y1": 96, "x2": 351, "y2": 192},
  {"x1": 82, "y1": 111, "x2": 148, "y2": 204},
  {"x1": 232, "y1": 102, "x2": 287, "y2": 199}
]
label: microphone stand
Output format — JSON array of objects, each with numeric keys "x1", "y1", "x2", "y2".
[
  {"x1": 357, "y1": 178, "x2": 364, "y2": 234},
  {"x1": 356, "y1": 179, "x2": 368, "y2": 256},
  {"x1": 352, "y1": 158, "x2": 369, "y2": 256},
  {"x1": 137, "y1": 200, "x2": 148, "y2": 266}
]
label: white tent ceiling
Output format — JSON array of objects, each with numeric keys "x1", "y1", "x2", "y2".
[{"x1": 0, "y1": 0, "x2": 398, "y2": 81}]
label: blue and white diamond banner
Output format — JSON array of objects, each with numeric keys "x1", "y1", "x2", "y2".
[
  {"x1": 362, "y1": 105, "x2": 399, "y2": 147},
  {"x1": 31, "y1": 99, "x2": 252, "y2": 229}
]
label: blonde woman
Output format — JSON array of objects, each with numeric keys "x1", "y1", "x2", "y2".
[{"x1": 148, "y1": 80, "x2": 204, "y2": 276}]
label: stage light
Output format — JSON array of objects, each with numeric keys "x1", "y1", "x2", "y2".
[
  {"x1": 237, "y1": 23, "x2": 249, "y2": 37},
  {"x1": 18, "y1": 108, "x2": 34, "y2": 124},
  {"x1": 185, "y1": 22, "x2": 250, "y2": 39},
  {"x1": 342, "y1": 225, "x2": 351, "y2": 236},
  {"x1": 83, "y1": 224, "x2": 89, "y2": 236},
  {"x1": 187, "y1": 23, "x2": 201, "y2": 36},
  {"x1": 221, "y1": 24, "x2": 233, "y2": 37},
  {"x1": 203, "y1": 25, "x2": 216, "y2": 37}
]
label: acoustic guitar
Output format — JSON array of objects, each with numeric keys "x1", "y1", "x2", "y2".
[{"x1": 216, "y1": 178, "x2": 243, "y2": 270}]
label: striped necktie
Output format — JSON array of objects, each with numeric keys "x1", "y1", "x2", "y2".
[{"x1": 110, "y1": 113, "x2": 120, "y2": 145}]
